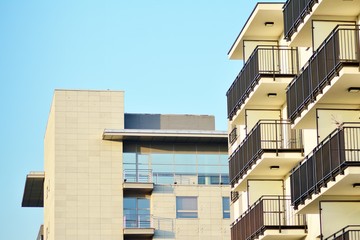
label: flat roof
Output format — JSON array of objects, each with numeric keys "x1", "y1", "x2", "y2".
[
  {"x1": 22, "y1": 172, "x2": 44, "y2": 207},
  {"x1": 103, "y1": 129, "x2": 227, "y2": 143}
]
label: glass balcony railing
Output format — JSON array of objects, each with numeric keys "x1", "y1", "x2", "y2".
[
  {"x1": 290, "y1": 124, "x2": 360, "y2": 209},
  {"x1": 283, "y1": 0, "x2": 317, "y2": 41},
  {"x1": 124, "y1": 214, "x2": 152, "y2": 228},
  {"x1": 231, "y1": 196, "x2": 307, "y2": 240},
  {"x1": 124, "y1": 169, "x2": 229, "y2": 185},
  {"x1": 325, "y1": 225, "x2": 360, "y2": 240},
  {"x1": 287, "y1": 25, "x2": 360, "y2": 123},
  {"x1": 229, "y1": 120, "x2": 303, "y2": 186},
  {"x1": 124, "y1": 169, "x2": 153, "y2": 183},
  {"x1": 227, "y1": 46, "x2": 298, "y2": 120}
]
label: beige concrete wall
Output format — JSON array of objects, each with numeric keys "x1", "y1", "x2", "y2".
[
  {"x1": 44, "y1": 90, "x2": 124, "y2": 240},
  {"x1": 152, "y1": 185, "x2": 230, "y2": 240}
]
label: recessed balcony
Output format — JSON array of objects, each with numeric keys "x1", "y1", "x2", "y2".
[
  {"x1": 290, "y1": 124, "x2": 360, "y2": 213},
  {"x1": 325, "y1": 225, "x2": 360, "y2": 240},
  {"x1": 123, "y1": 214, "x2": 155, "y2": 239},
  {"x1": 231, "y1": 196, "x2": 307, "y2": 240},
  {"x1": 227, "y1": 46, "x2": 298, "y2": 121},
  {"x1": 287, "y1": 25, "x2": 360, "y2": 127},
  {"x1": 229, "y1": 120, "x2": 303, "y2": 189},
  {"x1": 123, "y1": 169, "x2": 154, "y2": 194}
]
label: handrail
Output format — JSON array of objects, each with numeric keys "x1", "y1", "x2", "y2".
[
  {"x1": 124, "y1": 169, "x2": 153, "y2": 183},
  {"x1": 286, "y1": 25, "x2": 360, "y2": 123},
  {"x1": 325, "y1": 225, "x2": 360, "y2": 240},
  {"x1": 291, "y1": 124, "x2": 360, "y2": 209},
  {"x1": 283, "y1": 0, "x2": 317, "y2": 41},
  {"x1": 231, "y1": 196, "x2": 307, "y2": 240},
  {"x1": 227, "y1": 46, "x2": 298, "y2": 120},
  {"x1": 229, "y1": 120, "x2": 303, "y2": 186}
]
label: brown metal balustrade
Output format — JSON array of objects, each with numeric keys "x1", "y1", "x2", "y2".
[
  {"x1": 287, "y1": 25, "x2": 360, "y2": 123},
  {"x1": 283, "y1": 0, "x2": 317, "y2": 41},
  {"x1": 325, "y1": 225, "x2": 360, "y2": 240},
  {"x1": 227, "y1": 46, "x2": 298, "y2": 120},
  {"x1": 231, "y1": 196, "x2": 307, "y2": 240},
  {"x1": 290, "y1": 125, "x2": 360, "y2": 209},
  {"x1": 229, "y1": 120, "x2": 303, "y2": 186}
]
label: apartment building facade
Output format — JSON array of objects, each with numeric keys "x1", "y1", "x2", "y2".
[
  {"x1": 22, "y1": 89, "x2": 231, "y2": 240},
  {"x1": 227, "y1": 1, "x2": 360, "y2": 240}
]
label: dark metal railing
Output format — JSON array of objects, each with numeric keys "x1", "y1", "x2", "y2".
[
  {"x1": 231, "y1": 196, "x2": 307, "y2": 240},
  {"x1": 287, "y1": 25, "x2": 360, "y2": 123},
  {"x1": 229, "y1": 120, "x2": 303, "y2": 186},
  {"x1": 231, "y1": 191, "x2": 240, "y2": 203},
  {"x1": 290, "y1": 124, "x2": 360, "y2": 209},
  {"x1": 325, "y1": 225, "x2": 360, "y2": 240},
  {"x1": 283, "y1": 0, "x2": 317, "y2": 41},
  {"x1": 227, "y1": 46, "x2": 298, "y2": 120},
  {"x1": 229, "y1": 127, "x2": 238, "y2": 145}
]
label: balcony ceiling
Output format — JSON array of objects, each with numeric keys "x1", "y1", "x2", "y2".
[
  {"x1": 289, "y1": 0, "x2": 360, "y2": 47},
  {"x1": 315, "y1": 0, "x2": 360, "y2": 16},
  {"x1": 228, "y1": 3, "x2": 284, "y2": 60},
  {"x1": 233, "y1": 152, "x2": 303, "y2": 192},
  {"x1": 231, "y1": 77, "x2": 292, "y2": 125},
  {"x1": 103, "y1": 129, "x2": 227, "y2": 143},
  {"x1": 297, "y1": 167, "x2": 360, "y2": 214},
  {"x1": 292, "y1": 69, "x2": 360, "y2": 129}
]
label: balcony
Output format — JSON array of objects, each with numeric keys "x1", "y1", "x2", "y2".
[
  {"x1": 290, "y1": 125, "x2": 360, "y2": 212},
  {"x1": 283, "y1": 0, "x2": 360, "y2": 45},
  {"x1": 283, "y1": 0, "x2": 317, "y2": 41},
  {"x1": 325, "y1": 226, "x2": 360, "y2": 240},
  {"x1": 231, "y1": 196, "x2": 307, "y2": 240},
  {"x1": 287, "y1": 25, "x2": 360, "y2": 125},
  {"x1": 227, "y1": 46, "x2": 298, "y2": 120},
  {"x1": 123, "y1": 169, "x2": 154, "y2": 194},
  {"x1": 229, "y1": 120, "x2": 303, "y2": 188},
  {"x1": 123, "y1": 214, "x2": 155, "y2": 239}
]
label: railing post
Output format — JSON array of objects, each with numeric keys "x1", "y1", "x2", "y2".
[
  {"x1": 275, "y1": 121, "x2": 279, "y2": 156},
  {"x1": 278, "y1": 196, "x2": 282, "y2": 233}
]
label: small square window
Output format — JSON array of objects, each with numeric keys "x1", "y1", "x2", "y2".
[
  {"x1": 222, "y1": 197, "x2": 230, "y2": 219},
  {"x1": 176, "y1": 197, "x2": 198, "y2": 218}
]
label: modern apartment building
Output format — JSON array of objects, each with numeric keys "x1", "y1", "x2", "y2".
[
  {"x1": 226, "y1": 1, "x2": 360, "y2": 240},
  {"x1": 22, "y1": 89, "x2": 231, "y2": 240}
]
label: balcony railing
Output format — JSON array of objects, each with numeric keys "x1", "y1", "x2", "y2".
[
  {"x1": 229, "y1": 127, "x2": 238, "y2": 145},
  {"x1": 325, "y1": 225, "x2": 360, "y2": 240},
  {"x1": 124, "y1": 169, "x2": 153, "y2": 183},
  {"x1": 227, "y1": 46, "x2": 298, "y2": 120},
  {"x1": 290, "y1": 124, "x2": 360, "y2": 209},
  {"x1": 287, "y1": 25, "x2": 360, "y2": 123},
  {"x1": 229, "y1": 120, "x2": 303, "y2": 186},
  {"x1": 124, "y1": 214, "x2": 152, "y2": 228},
  {"x1": 231, "y1": 196, "x2": 307, "y2": 240},
  {"x1": 283, "y1": 0, "x2": 317, "y2": 41}
]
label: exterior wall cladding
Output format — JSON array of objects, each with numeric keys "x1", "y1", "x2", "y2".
[
  {"x1": 227, "y1": 1, "x2": 360, "y2": 240},
  {"x1": 22, "y1": 89, "x2": 231, "y2": 240}
]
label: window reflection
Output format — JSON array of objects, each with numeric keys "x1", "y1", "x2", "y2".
[{"x1": 123, "y1": 143, "x2": 228, "y2": 185}]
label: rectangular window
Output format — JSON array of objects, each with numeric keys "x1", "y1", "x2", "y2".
[
  {"x1": 176, "y1": 197, "x2": 198, "y2": 218},
  {"x1": 222, "y1": 197, "x2": 230, "y2": 219},
  {"x1": 124, "y1": 197, "x2": 151, "y2": 228}
]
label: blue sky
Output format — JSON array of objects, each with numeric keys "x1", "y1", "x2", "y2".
[{"x1": 0, "y1": 0, "x2": 276, "y2": 239}]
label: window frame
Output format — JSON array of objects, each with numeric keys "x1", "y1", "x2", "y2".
[
  {"x1": 176, "y1": 196, "x2": 198, "y2": 219},
  {"x1": 222, "y1": 197, "x2": 230, "y2": 219}
]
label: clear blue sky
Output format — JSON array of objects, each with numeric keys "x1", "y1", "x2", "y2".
[{"x1": 0, "y1": 0, "x2": 276, "y2": 239}]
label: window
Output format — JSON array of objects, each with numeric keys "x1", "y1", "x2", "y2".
[
  {"x1": 176, "y1": 197, "x2": 198, "y2": 218},
  {"x1": 222, "y1": 197, "x2": 230, "y2": 219},
  {"x1": 124, "y1": 197, "x2": 151, "y2": 228}
]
